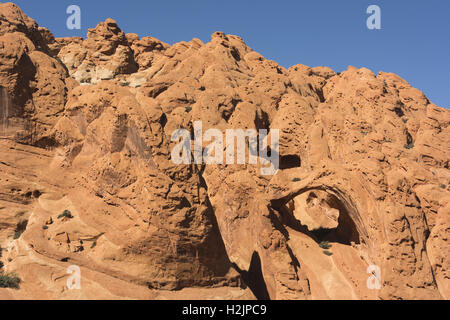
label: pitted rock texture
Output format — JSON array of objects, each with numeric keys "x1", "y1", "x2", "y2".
[{"x1": 0, "y1": 2, "x2": 449, "y2": 300}]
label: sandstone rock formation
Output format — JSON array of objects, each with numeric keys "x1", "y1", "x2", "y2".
[{"x1": 0, "y1": 2, "x2": 448, "y2": 300}]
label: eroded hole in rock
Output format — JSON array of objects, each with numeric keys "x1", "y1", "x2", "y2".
[
  {"x1": 278, "y1": 190, "x2": 360, "y2": 245},
  {"x1": 311, "y1": 193, "x2": 360, "y2": 245},
  {"x1": 279, "y1": 154, "x2": 301, "y2": 170},
  {"x1": 394, "y1": 106, "x2": 404, "y2": 117},
  {"x1": 405, "y1": 130, "x2": 413, "y2": 145},
  {"x1": 231, "y1": 251, "x2": 270, "y2": 300},
  {"x1": 329, "y1": 202, "x2": 360, "y2": 245},
  {"x1": 34, "y1": 136, "x2": 58, "y2": 149},
  {"x1": 270, "y1": 190, "x2": 371, "y2": 300},
  {"x1": 230, "y1": 46, "x2": 241, "y2": 61},
  {"x1": 159, "y1": 113, "x2": 167, "y2": 129},
  {"x1": 254, "y1": 108, "x2": 270, "y2": 132}
]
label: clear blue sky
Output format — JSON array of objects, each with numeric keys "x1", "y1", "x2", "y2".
[{"x1": 10, "y1": 0, "x2": 450, "y2": 108}]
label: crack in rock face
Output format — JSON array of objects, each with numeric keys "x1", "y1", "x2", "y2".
[{"x1": 0, "y1": 2, "x2": 448, "y2": 300}]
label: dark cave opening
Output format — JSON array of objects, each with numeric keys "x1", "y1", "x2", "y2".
[
  {"x1": 159, "y1": 113, "x2": 167, "y2": 128},
  {"x1": 394, "y1": 106, "x2": 404, "y2": 117},
  {"x1": 279, "y1": 154, "x2": 301, "y2": 170},
  {"x1": 311, "y1": 193, "x2": 360, "y2": 245},
  {"x1": 405, "y1": 130, "x2": 413, "y2": 145},
  {"x1": 272, "y1": 191, "x2": 360, "y2": 246},
  {"x1": 254, "y1": 108, "x2": 270, "y2": 132}
]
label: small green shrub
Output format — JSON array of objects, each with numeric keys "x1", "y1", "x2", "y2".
[
  {"x1": 323, "y1": 250, "x2": 333, "y2": 256},
  {"x1": 441, "y1": 184, "x2": 446, "y2": 189},
  {"x1": 58, "y1": 210, "x2": 73, "y2": 219},
  {"x1": 0, "y1": 272, "x2": 21, "y2": 289},
  {"x1": 90, "y1": 241, "x2": 97, "y2": 249},
  {"x1": 292, "y1": 178, "x2": 301, "y2": 182},
  {"x1": 42, "y1": 225, "x2": 48, "y2": 230},
  {"x1": 404, "y1": 143, "x2": 414, "y2": 150},
  {"x1": 319, "y1": 241, "x2": 332, "y2": 250},
  {"x1": 361, "y1": 130, "x2": 368, "y2": 136},
  {"x1": 402, "y1": 118, "x2": 408, "y2": 123},
  {"x1": 185, "y1": 106, "x2": 192, "y2": 112}
]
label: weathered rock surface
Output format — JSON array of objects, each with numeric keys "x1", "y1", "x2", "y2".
[{"x1": 0, "y1": 3, "x2": 449, "y2": 300}]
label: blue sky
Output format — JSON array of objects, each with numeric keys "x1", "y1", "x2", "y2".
[{"x1": 10, "y1": 0, "x2": 450, "y2": 107}]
